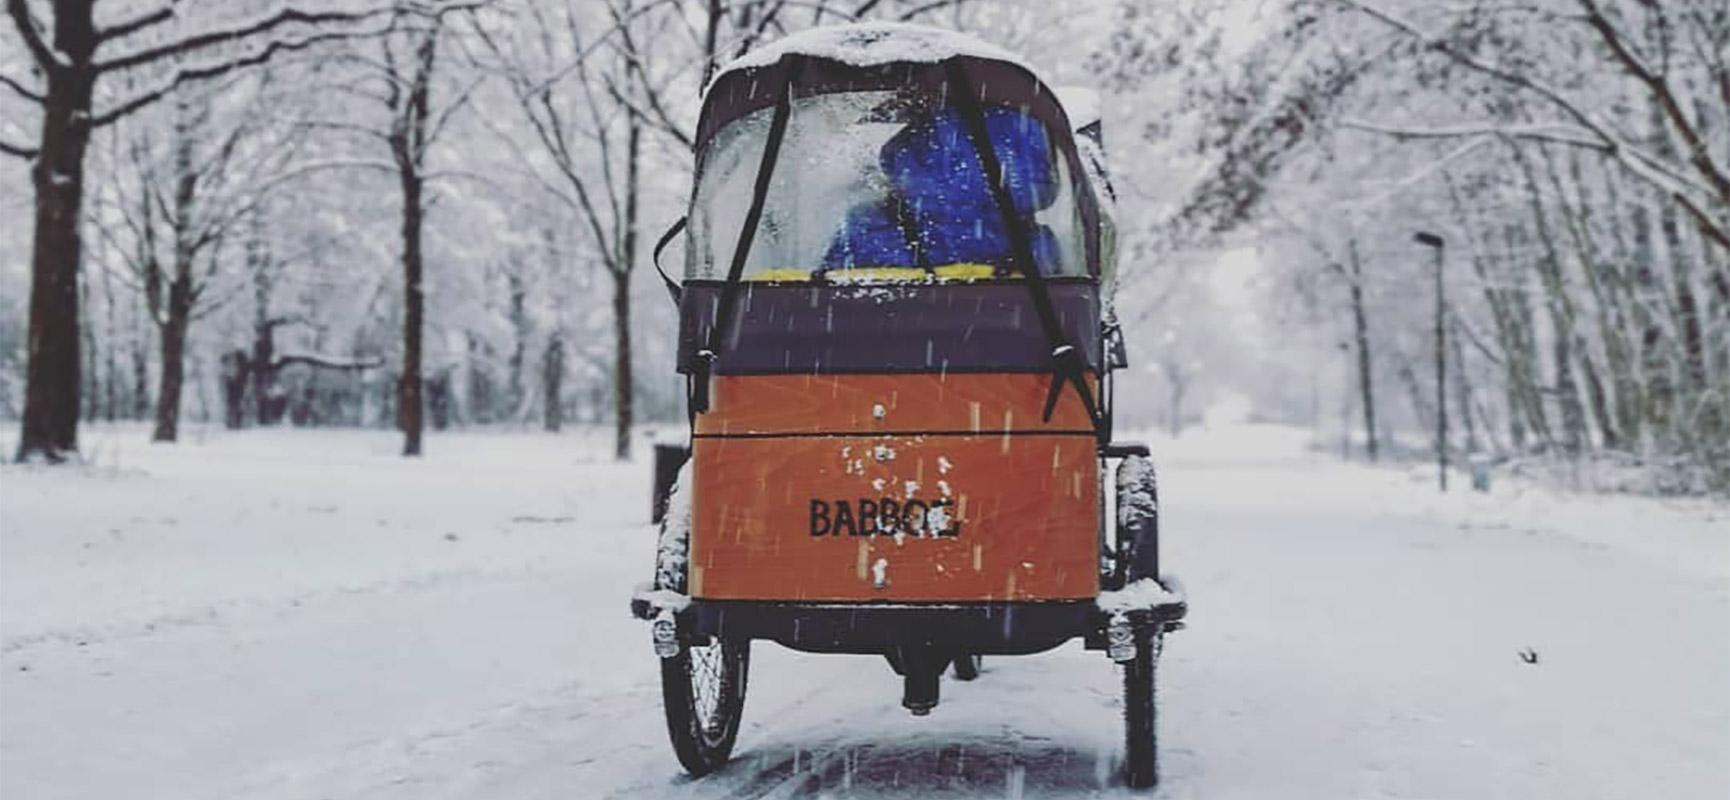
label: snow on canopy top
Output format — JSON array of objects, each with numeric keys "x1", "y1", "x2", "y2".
[{"x1": 709, "y1": 22, "x2": 1043, "y2": 91}]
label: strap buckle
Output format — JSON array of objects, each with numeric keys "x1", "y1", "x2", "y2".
[
  {"x1": 688, "y1": 349, "x2": 717, "y2": 414},
  {"x1": 1041, "y1": 344, "x2": 1102, "y2": 429}
]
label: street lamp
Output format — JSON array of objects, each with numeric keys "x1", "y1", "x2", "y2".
[{"x1": 1414, "y1": 232, "x2": 1447, "y2": 492}]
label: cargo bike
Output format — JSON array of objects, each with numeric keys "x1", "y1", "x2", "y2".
[{"x1": 631, "y1": 23, "x2": 1186, "y2": 789}]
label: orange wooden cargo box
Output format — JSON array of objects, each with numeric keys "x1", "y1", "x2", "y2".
[{"x1": 689, "y1": 373, "x2": 1101, "y2": 601}]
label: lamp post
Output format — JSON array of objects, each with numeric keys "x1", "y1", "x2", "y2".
[{"x1": 1414, "y1": 232, "x2": 1447, "y2": 492}]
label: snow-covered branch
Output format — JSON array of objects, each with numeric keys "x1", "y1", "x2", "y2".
[
  {"x1": 1335, "y1": 0, "x2": 1608, "y2": 140},
  {"x1": 1342, "y1": 118, "x2": 1605, "y2": 150},
  {"x1": 1336, "y1": 0, "x2": 1729, "y2": 241}
]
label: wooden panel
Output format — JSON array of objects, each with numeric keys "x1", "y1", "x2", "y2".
[
  {"x1": 690, "y1": 433, "x2": 1099, "y2": 602},
  {"x1": 695, "y1": 373, "x2": 1097, "y2": 436}
]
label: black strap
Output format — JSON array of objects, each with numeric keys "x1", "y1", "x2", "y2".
[
  {"x1": 689, "y1": 56, "x2": 804, "y2": 415},
  {"x1": 944, "y1": 60, "x2": 1102, "y2": 435},
  {"x1": 651, "y1": 217, "x2": 686, "y2": 304}
]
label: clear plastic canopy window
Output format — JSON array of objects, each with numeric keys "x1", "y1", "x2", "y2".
[{"x1": 687, "y1": 90, "x2": 1086, "y2": 282}]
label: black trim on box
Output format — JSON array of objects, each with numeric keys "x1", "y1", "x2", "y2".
[
  {"x1": 686, "y1": 599, "x2": 1100, "y2": 656},
  {"x1": 691, "y1": 428, "x2": 1097, "y2": 440}
]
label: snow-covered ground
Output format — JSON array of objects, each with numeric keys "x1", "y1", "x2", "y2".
[{"x1": 2, "y1": 423, "x2": 1725, "y2": 799}]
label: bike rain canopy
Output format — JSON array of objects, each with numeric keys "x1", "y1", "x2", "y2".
[
  {"x1": 686, "y1": 23, "x2": 1105, "y2": 285},
  {"x1": 677, "y1": 23, "x2": 1112, "y2": 386}
]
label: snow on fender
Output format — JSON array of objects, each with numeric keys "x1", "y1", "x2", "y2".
[
  {"x1": 631, "y1": 462, "x2": 694, "y2": 622},
  {"x1": 1096, "y1": 577, "x2": 1182, "y2": 614},
  {"x1": 654, "y1": 461, "x2": 693, "y2": 592}
]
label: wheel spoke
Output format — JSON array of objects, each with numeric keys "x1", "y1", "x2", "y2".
[{"x1": 690, "y1": 642, "x2": 726, "y2": 736}]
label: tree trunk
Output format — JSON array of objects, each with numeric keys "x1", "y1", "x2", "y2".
[
  {"x1": 1397, "y1": 362, "x2": 1434, "y2": 441},
  {"x1": 392, "y1": 29, "x2": 438, "y2": 458},
  {"x1": 1630, "y1": 188, "x2": 1672, "y2": 446},
  {"x1": 612, "y1": 116, "x2": 642, "y2": 461},
  {"x1": 80, "y1": 262, "x2": 98, "y2": 422},
  {"x1": 1504, "y1": 367, "x2": 1527, "y2": 451},
  {"x1": 131, "y1": 315, "x2": 150, "y2": 421},
  {"x1": 151, "y1": 106, "x2": 201, "y2": 444},
  {"x1": 251, "y1": 321, "x2": 280, "y2": 426},
  {"x1": 507, "y1": 269, "x2": 528, "y2": 417},
  {"x1": 1347, "y1": 241, "x2": 1378, "y2": 461},
  {"x1": 1597, "y1": 164, "x2": 1646, "y2": 447},
  {"x1": 247, "y1": 218, "x2": 280, "y2": 426},
  {"x1": 1498, "y1": 225, "x2": 1553, "y2": 450},
  {"x1": 1578, "y1": 340, "x2": 1618, "y2": 450},
  {"x1": 1513, "y1": 145, "x2": 1585, "y2": 454},
  {"x1": 463, "y1": 334, "x2": 489, "y2": 425},
  {"x1": 611, "y1": 268, "x2": 634, "y2": 459},
  {"x1": 1167, "y1": 371, "x2": 1187, "y2": 437},
  {"x1": 543, "y1": 333, "x2": 565, "y2": 432},
  {"x1": 151, "y1": 270, "x2": 192, "y2": 442},
  {"x1": 1449, "y1": 313, "x2": 1479, "y2": 453},
  {"x1": 398, "y1": 166, "x2": 425, "y2": 456},
  {"x1": 1556, "y1": 151, "x2": 1627, "y2": 450},
  {"x1": 221, "y1": 350, "x2": 247, "y2": 430},
  {"x1": 16, "y1": 10, "x2": 98, "y2": 461},
  {"x1": 101, "y1": 262, "x2": 119, "y2": 422}
]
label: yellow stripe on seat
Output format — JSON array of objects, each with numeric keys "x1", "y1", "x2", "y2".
[{"x1": 749, "y1": 263, "x2": 997, "y2": 283}]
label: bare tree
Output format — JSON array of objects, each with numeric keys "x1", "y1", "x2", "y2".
[
  {"x1": 1, "y1": 0, "x2": 474, "y2": 461},
  {"x1": 470, "y1": 0, "x2": 653, "y2": 460},
  {"x1": 384, "y1": 19, "x2": 441, "y2": 456}
]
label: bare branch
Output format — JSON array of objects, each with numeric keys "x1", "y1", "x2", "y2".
[
  {"x1": 5, "y1": 0, "x2": 62, "y2": 70},
  {"x1": 1578, "y1": 0, "x2": 1730, "y2": 205},
  {"x1": 96, "y1": 5, "x2": 176, "y2": 44},
  {"x1": 1676, "y1": 191, "x2": 1730, "y2": 252},
  {"x1": 518, "y1": 0, "x2": 681, "y2": 98},
  {"x1": 606, "y1": 1, "x2": 695, "y2": 149},
  {"x1": 297, "y1": 119, "x2": 392, "y2": 143},
  {"x1": 0, "y1": 136, "x2": 38, "y2": 159},
  {"x1": 273, "y1": 352, "x2": 384, "y2": 370},
  {"x1": 266, "y1": 158, "x2": 401, "y2": 183},
  {"x1": 91, "y1": 28, "x2": 386, "y2": 127},
  {"x1": 604, "y1": 74, "x2": 692, "y2": 150},
  {"x1": 264, "y1": 314, "x2": 310, "y2": 329},
  {"x1": 0, "y1": 71, "x2": 43, "y2": 103},
  {"x1": 95, "y1": 3, "x2": 410, "y2": 74},
  {"x1": 897, "y1": 0, "x2": 969, "y2": 22},
  {"x1": 423, "y1": 75, "x2": 482, "y2": 147}
]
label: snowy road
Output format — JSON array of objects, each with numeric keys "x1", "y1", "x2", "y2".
[{"x1": 2, "y1": 425, "x2": 1726, "y2": 799}]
